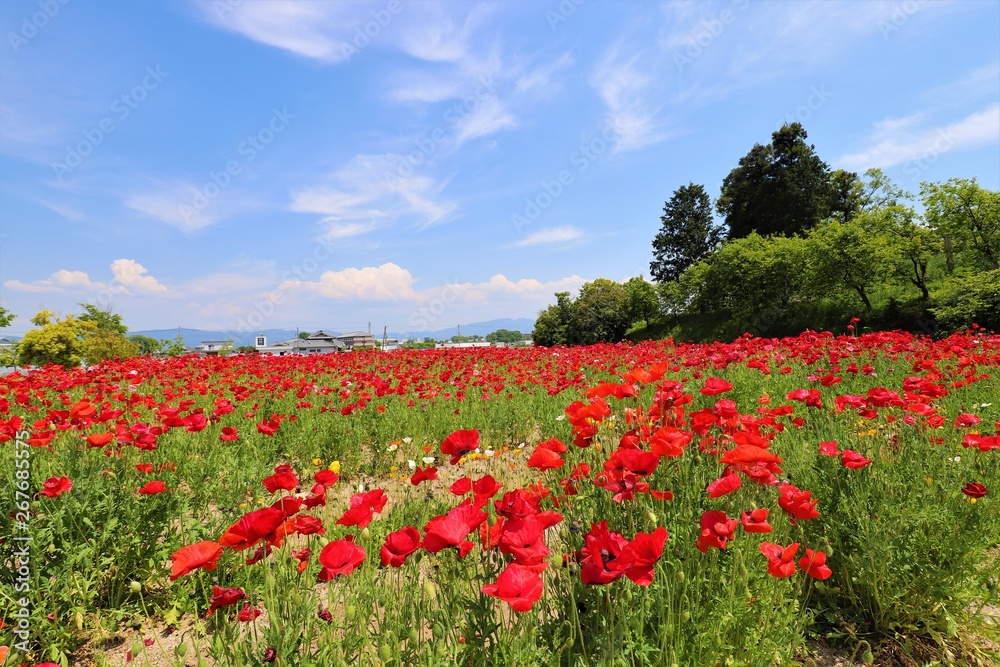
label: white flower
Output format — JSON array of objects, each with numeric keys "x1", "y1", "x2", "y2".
[
  {"x1": 403, "y1": 437, "x2": 413, "y2": 444},
  {"x1": 484, "y1": 449, "x2": 494, "y2": 457},
  {"x1": 407, "y1": 460, "x2": 416, "y2": 470},
  {"x1": 422, "y1": 456, "x2": 436, "y2": 465},
  {"x1": 556, "y1": 415, "x2": 566, "y2": 421},
  {"x1": 387, "y1": 444, "x2": 398, "y2": 452}
]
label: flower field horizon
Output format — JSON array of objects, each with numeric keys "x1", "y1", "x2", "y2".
[{"x1": 2, "y1": 328, "x2": 998, "y2": 667}]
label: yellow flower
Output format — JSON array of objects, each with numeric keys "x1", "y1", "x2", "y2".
[
  {"x1": 312, "y1": 458, "x2": 322, "y2": 466},
  {"x1": 924, "y1": 477, "x2": 933, "y2": 484},
  {"x1": 390, "y1": 465, "x2": 399, "y2": 473},
  {"x1": 969, "y1": 498, "x2": 978, "y2": 505},
  {"x1": 329, "y1": 460, "x2": 341, "y2": 473}
]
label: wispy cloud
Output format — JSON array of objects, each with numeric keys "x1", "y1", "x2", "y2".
[
  {"x1": 195, "y1": 1, "x2": 375, "y2": 63},
  {"x1": 838, "y1": 103, "x2": 1000, "y2": 171},
  {"x1": 512, "y1": 226, "x2": 585, "y2": 248},
  {"x1": 590, "y1": 45, "x2": 670, "y2": 153},
  {"x1": 291, "y1": 154, "x2": 457, "y2": 240}
]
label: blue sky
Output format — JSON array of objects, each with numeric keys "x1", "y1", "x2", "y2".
[{"x1": 1, "y1": 0, "x2": 997, "y2": 335}]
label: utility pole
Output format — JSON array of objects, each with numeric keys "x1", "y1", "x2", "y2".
[
  {"x1": 368, "y1": 321, "x2": 371, "y2": 335},
  {"x1": 382, "y1": 325, "x2": 388, "y2": 351}
]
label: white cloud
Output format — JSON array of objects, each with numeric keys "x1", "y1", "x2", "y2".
[
  {"x1": 291, "y1": 154, "x2": 457, "y2": 239},
  {"x1": 110, "y1": 259, "x2": 170, "y2": 294},
  {"x1": 278, "y1": 263, "x2": 586, "y2": 311},
  {"x1": 279, "y1": 262, "x2": 418, "y2": 301},
  {"x1": 838, "y1": 103, "x2": 1000, "y2": 171},
  {"x1": 590, "y1": 45, "x2": 669, "y2": 153},
  {"x1": 454, "y1": 96, "x2": 518, "y2": 145},
  {"x1": 125, "y1": 182, "x2": 218, "y2": 232},
  {"x1": 513, "y1": 226, "x2": 585, "y2": 247},
  {"x1": 5, "y1": 260, "x2": 171, "y2": 296},
  {"x1": 195, "y1": 1, "x2": 371, "y2": 63}
]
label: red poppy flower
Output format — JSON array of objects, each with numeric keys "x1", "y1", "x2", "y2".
[
  {"x1": 777, "y1": 484, "x2": 820, "y2": 521},
  {"x1": 619, "y1": 526, "x2": 668, "y2": 586},
  {"x1": 580, "y1": 520, "x2": 629, "y2": 585},
  {"x1": 38, "y1": 476, "x2": 72, "y2": 498},
  {"x1": 135, "y1": 463, "x2": 154, "y2": 474},
  {"x1": 138, "y1": 480, "x2": 168, "y2": 495},
  {"x1": 380, "y1": 526, "x2": 421, "y2": 567},
  {"x1": 422, "y1": 505, "x2": 487, "y2": 556},
  {"x1": 170, "y1": 540, "x2": 223, "y2": 580},
  {"x1": 841, "y1": 450, "x2": 872, "y2": 469},
  {"x1": 706, "y1": 471, "x2": 742, "y2": 498},
  {"x1": 700, "y1": 377, "x2": 733, "y2": 396},
  {"x1": 257, "y1": 420, "x2": 279, "y2": 437},
  {"x1": 441, "y1": 429, "x2": 480, "y2": 465},
  {"x1": 262, "y1": 465, "x2": 299, "y2": 493},
  {"x1": 498, "y1": 516, "x2": 550, "y2": 566},
  {"x1": 818, "y1": 441, "x2": 839, "y2": 457},
  {"x1": 410, "y1": 465, "x2": 438, "y2": 485},
  {"x1": 206, "y1": 585, "x2": 247, "y2": 616},
  {"x1": 318, "y1": 536, "x2": 365, "y2": 580},
  {"x1": 740, "y1": 508, "x2": 773, "y2": 533},
  {"x1": 526, "y1": 445, "x2": 564, "y2": 470},
  {"x1": 481, "y1": 563, "x2": 544, "y2": 612},
  {"x1": 962, "y1": 482, "x2": 987, "y2": 498},
  {"x1": 760, "y1": 542, "x2": 799, "y2": 578},
  {"x1": 238, "y1": 603, "x2": 262, "y2": 622},
  {"x1": 449, "y1": 477, "x2": 472, "y2": 495},
  {"x1": 85, "y1": 432, "x2": 113, "y2": 447},
  {"x1": 612, "y1": 448, "x2": 660, "y2": 477},
  {"x1": 292, "y1": 546, "x2": 311, "y2": 573},
  {"x1": 287, "y1": 515, "x2": 325, "y2": 536},
  {"x1": 219, "y1": 506, "x2": 287, "y2": 550},
  {"x1": 649, "y1": 427, "x2": 692, "y2": 457},
  {"x1": 336, "y1": 489, "x2": 387, "y2": 528},
  {"x1": 799, "y1": 548, "x2": 832, "y2": 580},
  {"x1": 314, "y1": 470, "x2": 339, "y2": 488},
  {"x1": 471, "y1": 475, "x2": 503, "y2": 504},
  {"x1": 219, "y1": 426, "x2": 239, "y2": 441},
  {"x1": 696, "y1": 510, "x2": 738, "y2": 553}
]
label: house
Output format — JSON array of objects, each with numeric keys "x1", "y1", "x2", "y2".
[
  {"x1": 254, "y1": 333, "x2": 345, "y2": 356},
  {"x1": 336, "y1": 331, "x2": 377, "y2": 350},
  {"x1": 198, "y1": 340, "x2": 232, "y2": 356}
]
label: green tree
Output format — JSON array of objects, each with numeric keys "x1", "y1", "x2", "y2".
[
  {"x1": 129, "y1": 334, "x2": 163, "y2": 356},
  {"x1": 486, "y1": 329, "x2": 523, "y2": 344},
  {"x1": 922, "y1": 178, "x2": 999, "y2": 270},
  {"x1": 624, "y1": 276, "x2": 659, "y2": 325},
  {"x1": 717, "y1": 123, "x2": 837, "y2": 239},
  {"x1": 532, "y1": 292, "x2": 574, "y2": 347},
  {"x1": 806, "y1": 219, "x2": 898, "y2": 311},
  {"x1": 298, "y1": 331, "x2": 312, "y2": 339},
  {"x1": 0, "y1": 306, "x2": 14, "y2": 329},
  {"x1": 650, "y1": 183, "x2": 724, "y2": 282},
  {"x1": 81, "y1": 331, "x2": 140, "y2": 365},
  {"x1": 932, "y1": 269, "x2": 1000, "y2": 333},
  {"x1": 18, "y1": 310, "x2": 95, "y2": 368},
  {"x1": 160, "y1": 335, "x2": 189, "y2": 357},
  {"x1": 78, "y1": 302, "x2": 128, "y2": 335},
  {"x1": 570, "y1": 279, "x2": 630, "y2": 345},
  {"x1": 704, "y1": 233, "x2": 811, "y2": 323}
]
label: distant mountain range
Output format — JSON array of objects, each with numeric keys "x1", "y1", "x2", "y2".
[{"x1": 132, "y1": 318, "x2": 536, "y2": 348}]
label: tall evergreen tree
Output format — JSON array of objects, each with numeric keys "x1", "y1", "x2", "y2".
[
  {"x1": 650, "y1": 183, "x2": 723, "y2": 283},
  {"x1": 717, "y1": 123, "x2": 835, "y2": 238}
]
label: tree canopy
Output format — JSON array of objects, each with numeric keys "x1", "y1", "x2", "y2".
[
  {"x1": 650, "y1": 183, "x2": 723, "y2": 283},
  {"x1": 716, "y1": 123, "x2": 855, "y2": 239}
]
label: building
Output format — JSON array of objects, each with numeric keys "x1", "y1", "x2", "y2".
[
  {"x1": 254, "y1": 331, "x2": 345, "y2": 356},
  {"x1": 336, "y1": 331, "x2": 377, "y2": 350},
  {"x1": 198, "y1": 340, "x2": 232, "y2": 356}
]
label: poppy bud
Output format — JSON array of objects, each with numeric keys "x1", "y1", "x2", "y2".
[
  {"x1": 646, "y1": 510, "x2": 658, "y2": 525},
  {"x1": 680, "y1": 611, "x2": 691, "y2": 623},
  {"x1": 346, "y1": 605, "x2": 357, "y2": 620},
  {"x1": 175, "y1": 643, "x2": 188, "y2": 659},
  {"x1": 408, "y1": 629, "x2": 419, "y2": 644},
  {"x1": 674, "y1": 569, "x2": 685, "y2": 584},
  {"x1": 424, "y1": 582, "x2": 437, "y2": 600},
  {"x1": 131, "y1": 638, "x2": 143, "y2": 657},
  {"x1": 361, "y1": 527, "x2": 371, "y2": 541},
  {"x1": 379, "y1": 644, "x2": 393, "y2": 661},
  {"x1": 130, "y1": 581, "x2": 142, "y2": 594}
]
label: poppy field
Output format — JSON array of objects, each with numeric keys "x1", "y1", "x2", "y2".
[{"x1": 1, "y1": 328, "x2": 998, "y2": 666}]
